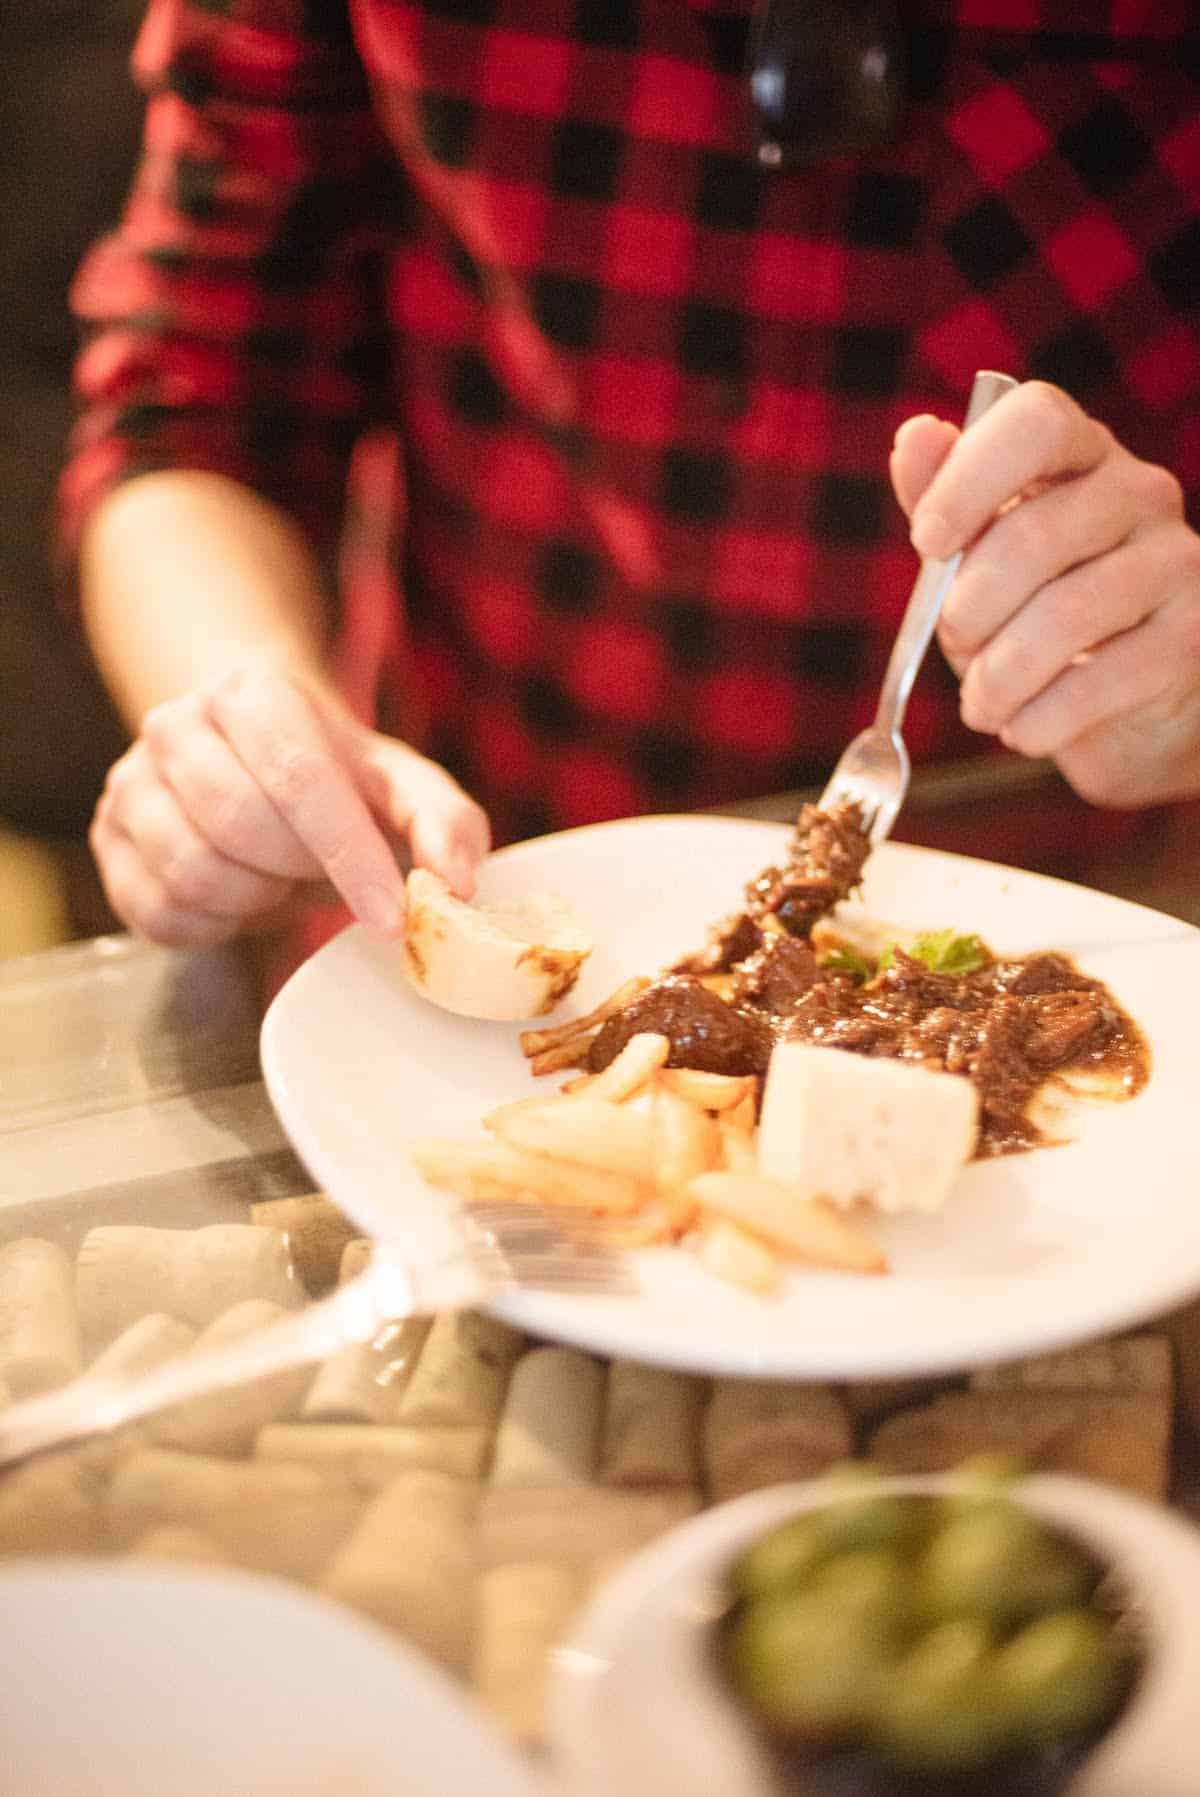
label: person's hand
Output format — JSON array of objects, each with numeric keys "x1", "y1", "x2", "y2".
[
  {"x1": 889, "y1": 381, "x2": 1200, "y2": 807},
  {"x1": 90, "y1": 662, "x2": 490, "y2": 947}
]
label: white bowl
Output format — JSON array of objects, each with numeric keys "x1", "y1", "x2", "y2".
[
  {"x1": 0, "y1": 1559, "x2": 545, "y2": 1797},
  {"x1": 549, "y1": 1474, "x2": 1200, "y2": 1797}
]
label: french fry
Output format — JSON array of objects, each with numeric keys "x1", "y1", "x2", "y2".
[
  {"x1": 689, "y1": 1171, "x2": 887, "y2": 1275},
  {"x1": 483, "y1": 1094, "x2": 559, "y2": 1132},
  {"x1": 417, "y1": 935, "x2": 912, "y2": 1292},
  {"x1": 491, "y1": 1097, "x2": 657, "y2": 1182},
  {"x1": 586, "y1": 1031, "x2": 670, "y2": 1103},
  {"x1": 529, "y1": 1042, "x2": 591, "y2": 1077},
  {"x1": 695, "y1": 1217, "x2": 781, "y2": 1295},
  {"x1": 659, "y1": 1068, "x2": 757, "y2": 1113},
  {"x1": 717, "y1": 1115, "x2": 757, "y2": 1176},
  {"x1": 518, "y1": 977, "x2": 649, "y2": 1057},
  {"x1": 651, "y1": 1084, "x2": 720, "y2": 1190},
  {"x1": 410, "y1": 1138, "x2": 650, "y2": 1215}
]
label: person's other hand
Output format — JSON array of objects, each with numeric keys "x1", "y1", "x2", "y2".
[
  {"x1": 890, "y1": 381, "x2": 1200, "y2": 807},
  {"x1": 90, "y1": 663, "x2": 490, "y2": 947}
]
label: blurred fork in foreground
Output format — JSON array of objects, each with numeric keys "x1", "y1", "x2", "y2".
[
  {"x1": 819, "y1": 368, "x2": 1018, "y2": 846},
  {"x1": 0, "y1": 1200, "x2": 634, "y2": 1471}
]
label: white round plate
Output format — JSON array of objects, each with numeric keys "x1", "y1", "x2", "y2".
[
  {"x1": 260, "y1": 814, "x2": 1200, "y2": 1379},
  {"x1": 0, "y1": 1559, "x2": 544, "y2": 1797},
  {"x1": 548, "y1": 1474, "x2": 1200, "y2": 1797}
]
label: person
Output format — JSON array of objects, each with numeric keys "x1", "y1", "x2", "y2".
[{"x1": 62, "y1": 0, "x2": 1200, "y2": 956}]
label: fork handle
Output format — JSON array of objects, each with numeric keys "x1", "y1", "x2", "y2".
[
  {"x1": 875, "y1": 369, "x2": 1018, "y2": 735},
  {"x1": 0, "y1": 1260, "x2": 417, "y2": 1471}
]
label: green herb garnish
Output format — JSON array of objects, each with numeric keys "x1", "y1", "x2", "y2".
[
  {"x1": 818, "y1": 947, "x2": 874, "y2": 982},
  {"x1": 878, "y1": 930, "x2": 989, "y2": 976}
]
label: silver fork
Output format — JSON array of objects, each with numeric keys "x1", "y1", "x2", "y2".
[
  {"x1": 819, "y1": 368, "x2": 1019, "y2": 845},
  {"x1": 0, "y1": 1200, "x2": 634, "y2": 1470}
]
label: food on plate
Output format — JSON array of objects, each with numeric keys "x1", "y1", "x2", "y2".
[
  {"x1": 757, "y1": 1043, "x2": 979, "y2": 1216},
  {"x1": 718, "y1": 1465, "x2": 1140, "y2": 1792},
  {"x1": 523, "y1": 802, "x2": 1147, "y2": 1160},
  {"x1": 677, "y1": 801, "x2": 873, "y2": 970},
  {"x1": 411, "y1": 1031, "x2": 889, "y2": 1290},
  {"x1": 408, "y1": 802, "x2": 1148, "y2": 1294},
  {"x1": 402, "y1": 868, "x2": 592, "y2": 1021},
  {"x1": 589, "y1": 975, "x2": 774, "y2": 1078}
]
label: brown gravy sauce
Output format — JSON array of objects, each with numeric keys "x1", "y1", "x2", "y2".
[{"x1": 590, "y1": 806, "x2": 1149, "y2": 1158}]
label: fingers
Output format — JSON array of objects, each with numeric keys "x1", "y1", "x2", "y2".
[
  {"x1": 91, "y1": 800, "x2": 237, "y2": 953},
  {"x1": 410, "y1": 792, "x2": 492, "y2": 898},
  {"x1": 938, "y1": 452, "x2": 1160, "y2": 681},
  {"x1": 92, "y1": 743, "x2": 295, "y2": 947},
  {"x1": 207, "y1": 668, "x2": 407, "y2": 931},
  {"x1": 910, "y1": 381, "x2": 1112, "y2": 560},
  {"x1": 1001, "y1": 608, "x2": 1176, "y2": 764},
  {"x1": 104, "y1": 748, "x2": 295, "y2": 918},
  {"x1": 991, "y1": 526, "x2": 1200, "y2": 766},
  {"x1": 351, "y1": 731, "x2": 491, "y2": 899},
  {"x1": 142, "y1": 694, "x2": 318, "y2": 881},
  {"x1": 958, "y1": 538, "x2": 1160, "y2": 735},
  {"x1": 899, "y1": 382, "x2": 1198, "y2": 803},
  {"x1": 888, "y1": 415, "x2": 959, "y2": 518},
  {"x1": 94, "y1": 663, "x2": 494, "y2": 949}
]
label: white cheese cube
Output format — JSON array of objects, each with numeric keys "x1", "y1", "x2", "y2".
[{"x1": 756, "y1": 1041, "x2": 979, "y2": 1215}]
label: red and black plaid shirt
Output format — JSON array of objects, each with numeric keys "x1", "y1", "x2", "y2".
[{"x1": 64, "y1": 0, "x2": 1200, "y2": 864}]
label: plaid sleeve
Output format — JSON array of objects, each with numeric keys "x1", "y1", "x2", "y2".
[{"x1": 60, "y1": 0, "x2": 393, "y2": 562}]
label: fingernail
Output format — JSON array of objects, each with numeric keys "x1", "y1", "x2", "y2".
[
  {"x1": 911, "y1": 508, "x2": 952, "y2": 559},
  {"x1": 893, "y1": 412, "x2": 936, "y2": 446},
  {"x1": 360, "y1": 883, "x2": 403, "y2": 934}
]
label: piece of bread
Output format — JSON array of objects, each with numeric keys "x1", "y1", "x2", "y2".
[
  {"x1": 756, "y1": 1040, "x2": 978, "y2": 1215},
  {"x1": 401, "y1": 868, "x2": 592, "y2": 1021}
]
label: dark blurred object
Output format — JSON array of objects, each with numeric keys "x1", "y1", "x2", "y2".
[
  {"x1": 0, "y1": 0, "x2": 139, "y2": 839},
  {"x1": 748, "y1": 0, "x2": 905, "y2": 170}
]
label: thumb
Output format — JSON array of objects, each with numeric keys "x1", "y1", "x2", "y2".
[
  {"x1": 889, "y1": 414, "x2": 960, "y2": 518},
  {"x1": 348, "y1": 729, "x2": 492, "y2": 901},
  {"x1": 304, "y1": 688, "x2": 492, "y2": 899}
]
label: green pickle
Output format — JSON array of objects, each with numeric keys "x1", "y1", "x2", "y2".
[
  {"x1": 995, "y1": 1609, "x2": 1126, "y2": 1743},
  {"x1": 918, "y1": 1499, "x2": 1093, "y2": 1628},
  {"x1": 726, "y1": 1587, "x2": 882, "y2": 1739},
  {"x1": 728, "y1": 1513, "x2": 829, "y2": 1602},
  {"x1": 730, "y1": 1483, "x2": 925, "y2": 1603},
  {"x1": 869, "y1": 1619, "x2": 1012, "y2": 1771},
  {"x1": 719, "y1": 1472, "x2": 1139, "y2": 1789},
  {"x1": 806, "y1": 1548, "x2": 914, "y2": 1639}
]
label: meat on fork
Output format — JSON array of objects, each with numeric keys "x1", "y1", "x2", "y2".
[
  {"x1": 673, "y1": 801, "x2": 871, "y2": 976},
  {"x1": 745, "y1": 801, "x2": 871, "y2": 938}
]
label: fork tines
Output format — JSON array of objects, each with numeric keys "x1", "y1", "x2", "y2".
[{"x1": 462, "y1": 1199, "x2": 638, "y2": 1295}]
